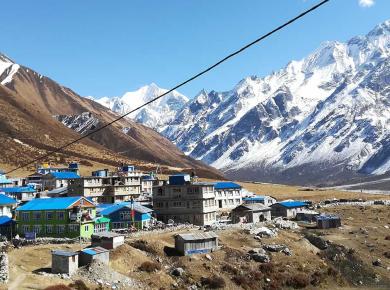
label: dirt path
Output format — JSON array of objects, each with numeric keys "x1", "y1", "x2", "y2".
[{"x1": 8, "y1": 273, "x2": 26, "y2": 290}]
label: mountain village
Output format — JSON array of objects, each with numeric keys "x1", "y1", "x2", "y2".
[
  {"x1": 0, "y1": 162, "x2": 388, "y2": 289},
  {"x1": 0, "y1": 2, "x2": 389, "y2": 289}
]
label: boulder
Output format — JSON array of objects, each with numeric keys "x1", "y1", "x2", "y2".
[
  {"x1": 305, "y1": 234, "x2": 328, "y2": 250},
  {"x1": 263, "y1": 244, "x2": 287, "y2": 252},
  {"x1": 252, "y1": 253, "x2": 270, "y2": 263},
  {"x1": 171, "y1": 267, "x2": 185, "y2": 277}
]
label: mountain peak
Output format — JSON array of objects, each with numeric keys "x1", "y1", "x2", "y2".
[{"x1": 368, "y1": 19, "x2": 390, "y2": 37}]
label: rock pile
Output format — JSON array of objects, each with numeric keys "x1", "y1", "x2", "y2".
[
  {"x1": 249, "y1": 226, "x2": 277, "y2": 237},
  {"x1": 75, "y1": 260, "x2": 141, "y2": 289},
  {"x1": 273, "y1": 218, "x2": 299, "y2": 229}
]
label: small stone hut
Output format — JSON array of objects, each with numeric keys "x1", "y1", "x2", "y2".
[
  {"x1": 316, "y1": 214, "x2": 341, "y2": 229},
  {"x1": 175, "y1": 232, "x2": 218, "y2": 256},
  {"x1": 79, "y1": 246, "x2": 109, "y2": 267},
  {"x1": 231, "y1": 204, "x2": 271, "y2": 223},
  {"x1": 91, "y1": 232, "x2": 124, "y2": 250},
  {"x1": 51, "y1": 250, "x2": 79, "y2": 275}
]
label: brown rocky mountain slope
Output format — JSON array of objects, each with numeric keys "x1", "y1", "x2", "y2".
[{"x1": 0, "y1": 53, "x2": 222, "y2": 178}]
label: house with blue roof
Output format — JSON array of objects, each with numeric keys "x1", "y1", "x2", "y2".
[
  {"x1": 0, "y1": 216, "x2": 16, "y2": 238},
  {"x1": 214, "y1": 182, "x2": 243, "y2": 213},
  {"x1": 98, "y1": 202, "x2": 153, "y2": 230},
  {"x1": 242, "y1": 195, "x2": 277, "y2": 206},
  {"x1": 0, "y1": 194, "x2": 17, "y2": 218},
  {"x1": 270, "y1": 201, "x2": 308, "y2": 219},
  {"x1": 42, "y1": 171, "x2": 80, "y2": 191},
  {"x1": 15, "y1": 196, "x2": 97, "y2": 238},
  {"x1": 0, "y1": 171, "x2": 13, "y2": 188},
  {"x1": 0, "y1": 186, "x2": 36, "y2": 202}
]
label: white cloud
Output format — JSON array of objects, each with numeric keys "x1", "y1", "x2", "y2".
[{"x1": 358, "y1": 0, "x2": 375, "y2": 7}]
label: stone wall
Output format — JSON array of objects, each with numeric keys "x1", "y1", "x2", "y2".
[{"x1": 0, "y1": 253, "x2": 8, "y2": 284}]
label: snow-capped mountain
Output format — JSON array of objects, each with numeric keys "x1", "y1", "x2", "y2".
[
  {"x1": 0, "y1": 54, "x2": 20, "y2": 85},
  {"x1": 92, "y1": 83, "x2": 188, "y2": 131},
  {"x1": 163, "y1": 20, "x2": 390, "y2": 185}
]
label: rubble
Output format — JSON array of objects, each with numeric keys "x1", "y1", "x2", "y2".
[
  {"x1": 249, "y1": 226, "x2": 277, "y2": 237},
  {"x1": 75, "y1": 260, "x2": 141, "y2": 289},
  {"x1": 272, "y1": 218, "x2": 299, "y2": 229}
]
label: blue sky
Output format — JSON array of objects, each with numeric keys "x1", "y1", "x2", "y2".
[{"x1": 1, "y1": 0, "x2": 389, "y2": 98}]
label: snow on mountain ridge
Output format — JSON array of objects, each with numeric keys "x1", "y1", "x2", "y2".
[
  {"x1": 92, "y1": 83, "x2": 189, "y2": 130},
  {"x1": 162, "y1": 19, "x2": 390, "y2": 185}
]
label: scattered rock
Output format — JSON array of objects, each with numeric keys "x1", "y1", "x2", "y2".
[
  {"x1": 373, "y1": 259, "x2": 382, "y2": 267},
  {"x1": 205, "y1": 254, "x2": 212, "y2": 261}
]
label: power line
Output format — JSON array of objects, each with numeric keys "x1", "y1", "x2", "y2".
[{"x1": 5, "y1": 0, "x2": 330, "y2": 175}]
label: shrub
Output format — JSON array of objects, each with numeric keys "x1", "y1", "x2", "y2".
[
  {"x1": 221, "y1": 263, "x2": 239, "y2": 275},
  {"x1": 44, "y1": 285, "x2": 71, "y2": 290},
  {"x1": 327, "y1": 266, "x2": 338, "y2": 276},
  {"x1": 310, "y1": 271, "x2": 324, "y2": 286},
  {"x1": 286, "y1": 273, "x2": 310, "y2": 289},
  {"x1": 201, "y1": 275, "x2": 226, "y2": 289},
  {"x1": 130, "y1": 240, "x2": 157, "y2": 255},
  {"x1": 138, "y1": 261, "x2": 161, "y2": 272},
  {"x1": 259, "y1": 263, "x2": 275, "y2": 274},
  {"x1": 68, "y1": 280, "x2": 89, "y2": 290}
]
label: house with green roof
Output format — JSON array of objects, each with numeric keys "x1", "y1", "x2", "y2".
[{"x1": 15, "y1": 197, "x2": 98, "y2": 238}]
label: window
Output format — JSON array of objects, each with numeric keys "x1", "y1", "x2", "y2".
[
  {"x1": 57, "y1": 211, "x2": 65, "y2": 220},
  {"x1": 32, "y1": 225, "x2": 41, "y2": 234},
  {"x1": 22, "y1": 225, "x2": 30, "y2": 233},
  {"x1": 172, "y1": 201, "x2": 183, "y2": 207},
  {"x1": 84, "y1": 225, "x2": 89, "y2": 232},
  {"x1": 57, "y1": 225, "x2": 65, "y2": 234},
  {"x1": 46, "y1": 225, "x2": 53, "y2": 234},
  {"x1": 69, "y1": 224, "x2": 79, "y2": 232},
  {"x1": 21, "y1": 212, "x2": 30, "y2": 221},
  {"x1": 46, "y1": 212, "x2": 53, "y2": 221},
  {"x1": 120, "y1": 211, "x2": 131, "y2": 220}
]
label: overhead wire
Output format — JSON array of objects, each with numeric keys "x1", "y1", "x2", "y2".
[{"x1": 5, "y1": 0, "x2": 330, "y2": 174}]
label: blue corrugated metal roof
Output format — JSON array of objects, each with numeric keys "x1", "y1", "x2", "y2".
[
  {"x1": 0, "y1": 194, "x2": 17, "y2": 205},
  {"x1": 82, "y1": 249, "x2": 96, "y2": 255},
  {"x1": 0, "y1": 187, "x2": 36, "y2": 193},
  {"x1": 243, "y1": 196, "x2": 264, "y2": 201},
  {"x1": 214, "y1": 182, "x2": 242, "y2": 189},
  {"x1": 16, "y1": 196, "x2": 91, "y2": 211},
  {"x1": 0, "y1": 216, "x2": 14, "y2": 225},
  {"x1": 278, "y1": 201, "x2": 307, "y2": 208},
  {"x1": 51, "y1": 172, "x2": 80, "y2": 179},
  {"x1": 99, "y1": 202, "x2": 153, "y2": 216}
]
